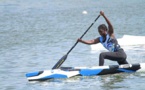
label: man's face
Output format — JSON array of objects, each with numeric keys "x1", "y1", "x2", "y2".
[{"x1": 98, "y1": 29, "x2": 107, "y2": 37}]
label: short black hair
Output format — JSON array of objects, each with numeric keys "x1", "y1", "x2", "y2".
[{"x1": 98, "y1": 24, "x2": 108, "y2": 31}]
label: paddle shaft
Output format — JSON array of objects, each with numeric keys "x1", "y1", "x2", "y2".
[
  {"x1": 67, "y1": 15, "x2": 100, "y2": 55},
  {"x1": 52, "y1": 15, "x2": 100, "y2": 69}
]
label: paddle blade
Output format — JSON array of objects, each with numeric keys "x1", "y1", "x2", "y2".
[{"x1": 52, "y1": 54, "x2": 68, "y2": 69}]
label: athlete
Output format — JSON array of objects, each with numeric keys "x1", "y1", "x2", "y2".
[{"x1": 78, "y1": 11, "x2": 128, "y2": 66}]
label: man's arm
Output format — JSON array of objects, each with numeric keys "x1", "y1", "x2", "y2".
[
  {"x1": 100, "y1": 11, "x2": 114, "y2": 36},
  {"x1": 78, "y1": 37, "x2": 100, "y2": 45}
]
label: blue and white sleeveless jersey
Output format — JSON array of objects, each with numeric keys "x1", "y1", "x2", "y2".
[{"x1": 99, "y1": 34, "x2": 120, "y2": 52}]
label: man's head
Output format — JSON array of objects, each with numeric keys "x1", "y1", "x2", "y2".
[{"x1": 98, "y1": 24, "x2": 108, "y2": 36}]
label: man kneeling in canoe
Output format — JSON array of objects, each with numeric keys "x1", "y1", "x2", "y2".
[{"x1": 78, "y1": 11, "x2": 128, "y2": 66}]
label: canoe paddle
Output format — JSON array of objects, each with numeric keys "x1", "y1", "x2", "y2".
[{"x1": 52, "y1": 14, "x2": 100, "y2": 69}]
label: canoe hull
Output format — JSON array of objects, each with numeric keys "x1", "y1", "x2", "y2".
[{"x1": 26, "y1": 63, "x2": 145, "y2": 81}]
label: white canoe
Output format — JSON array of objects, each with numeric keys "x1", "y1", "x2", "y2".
[{"x1": 26, "y1": 63, "x2": 145, "y2": 81}]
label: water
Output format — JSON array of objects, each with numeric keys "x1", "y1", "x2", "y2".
[{"x1": 0, "y1": 0, "x2": 145, "y2": 90}]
